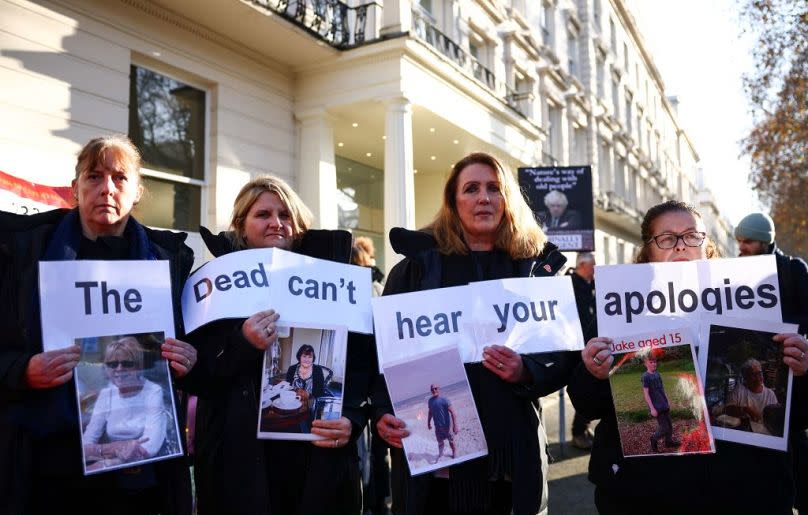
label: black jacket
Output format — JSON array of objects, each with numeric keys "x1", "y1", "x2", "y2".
[
  {"x1": 374, "y1": 228, "x2": 573, "y2": 515},
  {"x1": 567, "y1": 246, "x2": 808, "y2": 514},
  {"x1": 0, "y1": 208, "x2": 195, "y2": 515},
  {"x1": 191, "y1": 227, "x2": 377, "y2": 515},
  {"x1": 771, "y1": 243, "x2": 808, "y2": 335}
]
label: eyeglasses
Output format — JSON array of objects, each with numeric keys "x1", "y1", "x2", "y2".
[
  {"x1": 105, "y1": 360, "x2": 136, "y2": 369},
  {"x1": 647, "y1": 231, "x2": 706, "y2": 250},
  {"x1": 430, "y1": 387, "x2": 439, "y2": 391}
]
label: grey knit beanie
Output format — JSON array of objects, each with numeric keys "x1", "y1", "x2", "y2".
[{"x1": 734, "y1": 212, "x2": 775, "y2": 244}]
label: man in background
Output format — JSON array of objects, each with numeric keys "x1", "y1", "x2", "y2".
[
  {"x1": 735, "y1": 212, "x2": 808, "y2": 513},
  {"x1": 569, "y1": 253, "x2": 597, "y2": 449}
]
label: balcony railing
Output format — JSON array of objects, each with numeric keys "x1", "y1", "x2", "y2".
[
  {"x1": 249, "y1": 0, "x2": 381, "y2": 48},
  {"x1": 412, "y1": 10, "x2": 497, "y2": 92}
]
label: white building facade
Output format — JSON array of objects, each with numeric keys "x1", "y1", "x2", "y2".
[{"x1": 0, "y1": 0, "x2": 731, "y2": 270}]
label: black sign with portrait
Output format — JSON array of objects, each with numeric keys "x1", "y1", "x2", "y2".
[{"x1": 518, "y1": 165, "x2": 594, "y2": 251}]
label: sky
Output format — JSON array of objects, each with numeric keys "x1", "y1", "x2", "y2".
[{"x1": 628, "y1": 0, "x2": 763, "y2": 225}]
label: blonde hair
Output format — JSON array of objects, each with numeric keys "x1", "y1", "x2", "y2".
[
  {"x1": 425, "y1": 152, "x2": 546, "y2": 259},
  {"x1": 229, "y1": 175, "x2": 313, "y2": 250},
  {"x1": 104, "y1": 336, "x2": 144, "y2": 370},
  {"x1": 352, "y1": 236, "x2": 375, "y2": 267}
]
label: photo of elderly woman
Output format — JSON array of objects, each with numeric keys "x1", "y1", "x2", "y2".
[
  {"x1": 75, "y1": 332, "x2": 182, "y2": 474},
  {"x1": 258, "y1": 326, "x2": 348, "y2": 440}
]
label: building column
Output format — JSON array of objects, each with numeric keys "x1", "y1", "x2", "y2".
[
  {"x1": 381, "y1": 0, "x2": 412, "y2": 35},
  {"x1": 297, "y1": 109, "x2": 337, "y2": 229},
  {"x1": 383, "y1": 97, "x2": 415, "y2": 269}
]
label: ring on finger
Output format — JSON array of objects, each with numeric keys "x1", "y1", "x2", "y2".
[
  {"x1": 496, "y1": 362, "x2": 504, "y2": 370},
  {"x1": 800, "y1": 351, "x2": 806, "y2": 360},
  {"x1": 265, "y1": 326, "x2": 273, "y2": 337},
  {"x1": 333, "y1": 438, "x2": 339, "y2": 448},
  {"x1": 593, "y1": 356, "x2": 603, "y2": 366}
]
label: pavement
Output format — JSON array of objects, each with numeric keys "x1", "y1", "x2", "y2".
[{"x1": 543, "y1": 389, "x2": 598, "y2": 515}]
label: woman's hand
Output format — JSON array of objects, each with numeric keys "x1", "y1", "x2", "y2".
[
  {"x1": 582, "y1": 337, "x2": 614, "y2": 380},
  {"x1": 25, "y1": 345, "x2": 81, "y2": 389},
  {"x1": 482, "y1": 345, "x2": 530, "y2": 383},
  {"x1": 162, "y1": 337, "x2": 197, "y2": 378},
  {"x1": 775, "y1": 333, "x2": 808, "y2": 376},
  {"x1": 376, "y1": 414, "x2": 409, "y2": 448},
  {"x1": 242, "y1": 309, "x2": 280, "y2": 350},
  {"x1": 110, "y1": 437, "x2": 150, "y2": 461},
  {"x1": 311, "y1": 416, "x2": 352, "y2": 449}
]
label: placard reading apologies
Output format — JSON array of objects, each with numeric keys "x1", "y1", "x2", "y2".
[
  {"x1": 595, "y1": 255, "x2": 781, "y2": 340},
  {"x1": 182, "y1": 247, "x2": 372, "y2": 334},
  {"x1": 39, "y1": 260, "x2": 175, "y2": 351},
  {"x1": 373, "y1": 276, "x2": 584, "y2": 368}
]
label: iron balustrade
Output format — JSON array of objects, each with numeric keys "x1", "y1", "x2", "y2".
[
  {"x1": 411, "y1": 10, "x2": 530, "y2": 118},
  {"x1": 411, "y1": 10, "x2": 497, "y2": 92},
  {"x1": 249, "y1": 0, "x2": 380, "y2": 48}
]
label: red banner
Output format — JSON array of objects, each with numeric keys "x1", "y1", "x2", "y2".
[{"x1": 0, "y1": 170, "x2": 72, "y2": 210}]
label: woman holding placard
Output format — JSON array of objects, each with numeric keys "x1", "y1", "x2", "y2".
[
  {"x1": 0, "y1": 135, "x2": 198, "y2": 514},
  {"x1": 374, "y1": 152, "x2": 573, "y2": 515},
  {"x1": 190, "y1": 175, "x2": 377, "y2": 515},
  {"x1": 568, "y1": 200, "x2": 808, "y2": 514}
]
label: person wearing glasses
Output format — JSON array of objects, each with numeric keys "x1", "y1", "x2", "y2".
[
  {"x1": 567, "y1": 200, "x2": 808, "y2": 514},
  {"x1": 426, "y1": 384, "x2": 458, "y2": 463},
  {"x1": 83, "y1": 336, "x2": 168, "y2": 469}
]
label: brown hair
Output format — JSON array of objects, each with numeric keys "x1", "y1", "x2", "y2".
[
  {"x1": 229, "y1": 175, "x2": 312, "y2": 250},
  {"x1": 425, "y1": 152, "x2": 546, "y2": 259},
  {"x1": 634, "y1": 200, "x2": 720, "y2": 263},
  {"x1": 74, "y1": 135, "x2": 142, "y2": 182}
]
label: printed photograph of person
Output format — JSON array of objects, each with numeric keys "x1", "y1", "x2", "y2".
[
  {"x1": 75, "y1": 332, "x2": 182, "y2": 474},
  {"x1": 383, "y1": 345, "x2": 487, "y2": 476},
  {"x1": 258, "y1": 326, "x2": 348, "y2": 440},
  {"x1": 608, "y1": 345, "x2": 713, "y2": 457},
  {"x1": 537, "y1": 190, "x2": 582, "y2": 231},
  {"x1": 705, "y1": 323, "x2": 792, "y2": 445}
]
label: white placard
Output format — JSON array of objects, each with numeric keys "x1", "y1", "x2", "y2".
[
  {"x1": 373, "y1": 276, "x2": 584, "y2": 368},
  {"x1": 181, "y1": 248, "x2": 274, "y2": 334},
  {"x1": 182, "y1": 247, "x2": 372, "y2": 334},
  {"x1": 469, "y1": 276, "x2": 584, "y2": 354},
  {"x1": 39, "y1": 261, "x2": 175, "y2": 351},
  {"x1": 596, "y1": 255, "x2": 781, "y2": 343},
  {"x1": 372, "y1": 286, "x2": 474, "y2": 366},
  {"x1": 268, "y1": 248, "x2": 372, "y2": 334},
  {"x1": 698, "y1": 316, "x2": 796, "y2": 451}
]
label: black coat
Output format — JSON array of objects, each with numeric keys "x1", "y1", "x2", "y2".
[
  {"x1": 0, "y1": 208, "x2": 195, "y2": 515},
  {"x1": 373, "y1": 228, "x2": 574, "y2": 515},
  {"x1": 566, "y1": 246, "x2": 808, "y2": 513},
  {"x1": 191, "y1": 227, "x2": 377, "y2": 515}
]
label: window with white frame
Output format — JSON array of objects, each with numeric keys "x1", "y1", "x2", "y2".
[
  {"x1": 547, "y1": 104, "x2": 562, "y2": 161},
  {"x1": 625, "y1": 91, "x2": 633, "y2": 134},
  {"x1": 541, "y1": 3, "x2": 555, "y2": 48},
  {"x1": 128, "y1": 65, "x2": 206, "y2": 231},
  {"x1": 567, "y1": 31, "x2": 578, "y2": 77},
  {"x1": 609, "y1": 18, "x2": 616, "y2": 51},
  {"x1": 596, "y1": 53, "x2": 605, "y2": 97},
  {"x1": 623, "y1": 42, "x2": 629, "y2": 71},
  {"x1": 598, "y1": 140, "x2": 611, "y2": 192},
  {"x1": 592, "y1": 0, "x2": 601, "y2": 31},
  {"x1": 611, "y1": 77, "x2": 620, "y2": 117}
]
